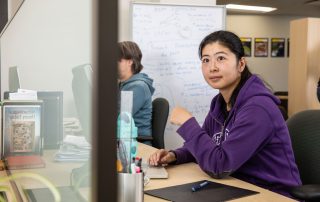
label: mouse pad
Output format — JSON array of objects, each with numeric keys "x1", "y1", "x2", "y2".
[{"x1": 145, "y1": 180, "x2": 259, "y2": 202}]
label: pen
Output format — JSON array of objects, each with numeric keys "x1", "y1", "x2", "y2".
[{"x1": 191, "y1": 181, "x2": 210, "y2": 192}]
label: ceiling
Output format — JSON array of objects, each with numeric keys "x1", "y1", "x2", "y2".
[{"x1": 217, "y1": 0, "x2": 320, "y2": 17}]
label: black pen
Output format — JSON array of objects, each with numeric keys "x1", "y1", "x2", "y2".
[{"x1": 191, "y1": 181, "x2": 210, "y2": 192}]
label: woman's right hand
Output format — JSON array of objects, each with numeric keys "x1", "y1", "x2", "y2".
[{"x1": 148, "y1": 149, "x2": 176, "y2": 166}]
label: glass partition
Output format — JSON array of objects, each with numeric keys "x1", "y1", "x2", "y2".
[{"x1": 0, "y1": 0, "x2": 93, "y2": 201}]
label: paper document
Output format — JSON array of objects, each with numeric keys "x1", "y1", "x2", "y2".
[
  {"x1": 54, "y1": 135, "x2": 91, "y2": 162},
  {"x1": 9, "y1": 89, "x2": 38, "y2": 100}
]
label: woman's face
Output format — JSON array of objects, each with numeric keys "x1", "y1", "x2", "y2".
[
  {"x1": 201, "y1": 42, "x2": 245, "y2": 93},
  {"x1": 118, "y1": 59, "x2": 133, "y2": 81}
]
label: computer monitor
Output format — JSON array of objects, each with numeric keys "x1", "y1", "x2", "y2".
[
  {"x1": 8, "y1": 66, "x2": 21, "y2": 92},
  {"x1": 70, "y1": 64, "x2": 93, "y2": 187},
  {"x1": 71, "y1": 64, "x2": 92, "y2": 140}
]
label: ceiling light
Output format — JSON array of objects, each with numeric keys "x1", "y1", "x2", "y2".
[{"x1": 226, "y1": 4, "x2": 277, "y2": 13}]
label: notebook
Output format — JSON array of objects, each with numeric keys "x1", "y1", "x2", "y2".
[
  {"x1": 142, "y1": 163, "x2": 168, "y2": 179},
  {"x1": 145, "y1": 180, "x2": 259, "y2": 202},
  {"x1": 5, "y1": 155, "x2": 45, "y2": 170}
]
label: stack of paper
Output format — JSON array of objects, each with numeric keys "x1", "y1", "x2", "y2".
[
  {"x1": 54, "y1": 135, "x2": 91, "y2": 162},
  {"x1": 9, "y1": 89, "x2": 38, "y2": 100}
]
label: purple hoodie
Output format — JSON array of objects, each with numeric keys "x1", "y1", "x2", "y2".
[{"x1": 173, "y1": 75, "x2": 301, "y2": 198}]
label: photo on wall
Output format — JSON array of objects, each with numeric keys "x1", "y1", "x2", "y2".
[
  {"x1": 254, "y1": 38, "x2": 268, "y2": 57},
  {"x1": 240, "y1": 37, "x2": 252, "y2": 57},
  {"x1": 271, "y1": 38, "x2": 285, "y2": 57}
]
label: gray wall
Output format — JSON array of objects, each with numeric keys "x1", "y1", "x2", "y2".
[{"x1": 0, "y1": 0, "x2": 92, "y2": 116}]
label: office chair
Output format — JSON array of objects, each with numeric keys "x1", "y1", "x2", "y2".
[
  {"x1": 287, "y1": 110, "x2": 320, "y2": 201},
  {"x1": 137, "y1": 97, "x2": 169, "y2": 149},
  {"x1": 151, "y1": 97, "x2": 169, "y2": 149},
  {"x1": 278, "y1": 105, "x2": 288, "y2": 120},
  {"x1": 274, "y1": 91, "x2": 288, "y2": 120}
]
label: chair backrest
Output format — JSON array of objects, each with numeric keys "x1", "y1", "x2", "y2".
[
  {"x1": 151, "y1": 98, "x2": 169, "y2": 149},
  {"x1": 287, "y1": 110, "x2": 320, "y2": 184},
  {"x1": 278, "y1": 105, "x2": 288, "y2": 120}
]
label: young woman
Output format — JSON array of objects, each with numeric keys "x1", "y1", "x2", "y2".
[
  {"x1": 148, "y1": 31, "x2": 301, "y2": 198},
  {"x1": 118, "y1": 41, "x2": 155, "y2": 141}
]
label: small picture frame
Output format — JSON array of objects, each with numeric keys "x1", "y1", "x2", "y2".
[
  {"x1": 2, "y1": 100, "x2": 43, "y2": 157},
  {"x1": 240, "y1": 37, "x2": 252, "y2": 57},
  {"x1": 271, "y1": 38, "x2": 285, "y2": 57},
  {"x1": 254, "y1": 38, "x2": 268, "y2": 57}
]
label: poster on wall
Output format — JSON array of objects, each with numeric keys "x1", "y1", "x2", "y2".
[
  {"x1": 271, "y1": 38, "x2": 285, "y2": 57},
  {"x1": 287, "y1": 38, "x2": 290, "y2": 57},
  {"x1": 254, "y1": 38, "x2": 268, "y2": 57},
  {"x1": 240, "y1": 37, "x2": 252, "y2": 57}
]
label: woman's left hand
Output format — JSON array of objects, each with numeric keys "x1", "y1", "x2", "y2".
[{"x1": 170, "y1": 107, "x2": 193, "y2": 126}]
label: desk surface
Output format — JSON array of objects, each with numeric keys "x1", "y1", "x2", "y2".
[
  {"x1": 6, "y1": 150, "x2": 86, "y2": 201},
  {"x1": 2, "y1": 143, "x2": 297, "y2": 202},
  {"x1": 138, "y1": 143, "x2": 296, "y2": 202}
]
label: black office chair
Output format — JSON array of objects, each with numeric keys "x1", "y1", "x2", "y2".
[
  {"x1": 151, "y1": 97, "x2": 169, "y2": 149},
  {"x1": 137, "y1": 97, "x2": 169, "y2": 149},
  {"x1": 278, "y1": 105, "x2": 288, "y2": 120},
  {"x1": 287, "y1": 110, "x2": 320, "y2": 201}
]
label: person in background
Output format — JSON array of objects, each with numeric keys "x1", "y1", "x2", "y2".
[
  {"x1": 148, "y1": 31, "x2": 301, "y2": 198},
  {"x1": 118, "y1": 41, "x2": 155, "y2": 144}
]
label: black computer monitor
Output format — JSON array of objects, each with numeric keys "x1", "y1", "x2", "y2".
[{"x1": 71, "y1": 64, "x2": 92, "y2": 140}]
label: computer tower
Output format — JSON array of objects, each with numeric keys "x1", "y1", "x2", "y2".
[{"x1": 37, "y1": 91, "x2": 63, "y2": 149}]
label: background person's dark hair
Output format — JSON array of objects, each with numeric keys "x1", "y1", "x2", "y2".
[
  {"x1": 118, "y1": 41, "x2": 143, "y2": 74},
  {"x1": 198, "y1": 30, "x2": 252, "y2": 108}
]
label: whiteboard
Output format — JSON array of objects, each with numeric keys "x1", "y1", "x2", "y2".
[{"x1": 131, "y1": 3, "x2": 226, "y2": 149}]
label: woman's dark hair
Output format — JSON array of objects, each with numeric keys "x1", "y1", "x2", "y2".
[
  {"x1": 118, "y1": 41, "x2": 143, "y2": 74},
  {"x1": 198, "y1": 30, "x2": 252, "y2": 109}
]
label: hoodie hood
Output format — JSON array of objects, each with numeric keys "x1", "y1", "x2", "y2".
[
  {"x1": 120, "y1": 73, "x2": 155, "y2": 95},
  {"x1": 210, "y1": 75, "x2": 280, "y2": 119}
]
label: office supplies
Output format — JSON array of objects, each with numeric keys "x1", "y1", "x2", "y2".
[
  {"x1": 117, "y1": 112, "x2": 138, "y2": 172},
  {"x1": 5, "y1": 155, "x2": 45, "y2": 170},
  {"x1": 145, "y1": 180, "x2": 259, "y2": 202},
  {"x1": 131, "y1": 163, "x2": 137, "y2": 174},
  {"x1": 118, "y1": 173, "x2": 144, "y2": 202},
  {"x1": 54, "y1": 135, "x2": 90, "y2": 162},
  {"x1": 9, "y1": 89, "x2": 37, "y2": 100},
  {"x1": 191, "y1": 180, "x2": 210, "y2": 192},
  {"x1": 117, "y1": 140, "x2": 129, "y2": 173}
]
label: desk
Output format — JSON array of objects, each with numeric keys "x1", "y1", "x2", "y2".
[
  {"x1": 6, "y1": 150, "x2": 87, "y2": 201},
  {"x1": 138, "y1": 143, "x2": 297, "y2": 202},
  {"x1": 3, "y1": 144, "x2": 297, "y2": 201}
]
